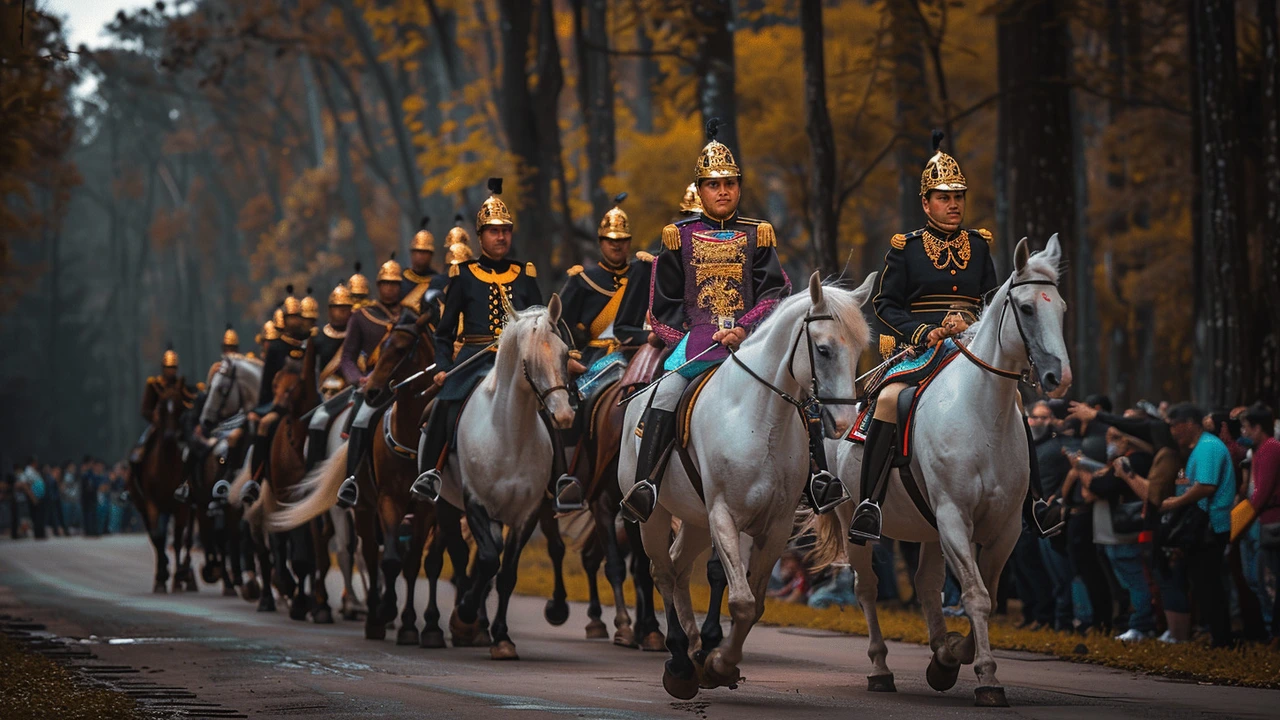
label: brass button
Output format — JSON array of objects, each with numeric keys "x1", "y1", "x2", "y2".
[
  {"x1": 952, "y1": 285, "x2": 958, "y2": 292},
  {"x1": 950, "y1": 270, "x2": 956, "y2": 275}
]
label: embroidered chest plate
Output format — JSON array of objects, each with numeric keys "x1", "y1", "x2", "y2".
[
  {"x1": 690, "y1": 229, "x2": 747, "y2": 324},
  {"x1": 921, "y1": 229, "x2": 971, "y2": 271}
]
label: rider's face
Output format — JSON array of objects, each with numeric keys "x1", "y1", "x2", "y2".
[
  {"x1": 329, "y1": 305, "x2": 352, "y2": 327},
  {"x1": 284, "y1": 314, "x2": 306, "y2": 336},
  {"x1": 377, "y1": 281, "x2": 401, "y2": 306},
  {"x1": 479, "y1": 225, "x2": 513, "y2": 260},
  {"x1": 922, "y1": 190, "x2": 966, "y2": 232},
  {"x1": 162, "y1": 367, "x2": 177, "y2": 382},
  {"x1": 599, "y1": 237, "x2": 631, "y2": 267},
  {"x1": 698, "y1": 177, "x2": 740, "y2": 220},
  {"x1": 411, "y1": 249, "x2": 434, "y2": 273}
]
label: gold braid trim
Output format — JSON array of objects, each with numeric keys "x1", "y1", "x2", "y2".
[
  {"x1": 636, "y1": 250, "x2": 655, "y2": 263},
  {"x1": 449, "y1": 264, "x2": 459, "y2": 278},
  {"x1": 976, "y1": 228, "x2": 994, "y2": 245},
  {"x1": 567, "y1": 265, "x2": 584, "y2": 277},
  {"x1": 891, "y1": 233, "x2": 907, "y2": 250},
  {"x1": 879, "y1": 334, "x2": 896, "y2": 359},
  {"x1": 755, "y1": 221, "x2": 776, "y2": 247},
  {"x1": 525, "y1": 262, "x2": 537, "y2": 278},
  {"x1": 662, "y1": 224, "x2": 681, "y2": 251}
]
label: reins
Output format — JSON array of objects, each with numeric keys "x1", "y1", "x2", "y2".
[{"x1": 950, "y1": 278, "x2": 1057, "y2": 389}]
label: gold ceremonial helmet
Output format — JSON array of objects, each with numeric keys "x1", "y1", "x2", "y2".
[
  {"x1": 272, "y1": 307, "x2": 285, "y2": 330},
  {"x1": 348, "y1": 262, "x2": 370, "y2": 298},
  {"x1": 328, "y1": 283, "x2": 353, "y2": 307},
  {"x1": 262, "y1": 319, "x2": 280, "y2": 341},
  {"x1": 300, "y1": 287, "x2": 320, "y2": 319},
  {"x1": 680, "y1": 182, "x2": 703, "y2": 214},
  {"x1": 476, "y1": 177, "x2": 514, "y2": 230},
  {"x1": 445, "y1": 240, "x2": 474, "y2": 267},
  {"x1": 282, "y1": 285, "x2": 303, "y2": 317},
  {"x1": 694, "y1": 118, "x2": 740, "y2": 181},
  {"x1": 920, "y1": 130, "x2": 967, "y2": 196},
  {"x1": 162, "y1": 345, "x2": 179, "y2": 368},
  {"x1": 376, "y1": 253, "x2": 402, "y2": 283},
  {"x1": 222, "y1": 324, "x2": 239, "y2": 349},
  {"x1": 411, "y1": 216, "x2": 435, "y2": 253},
  {"x1": 445, "y1": 213, "x2": 470, "y2": 246},
  {"x1": 598, "y1": 192, "x2": 631, "y2": 240}
]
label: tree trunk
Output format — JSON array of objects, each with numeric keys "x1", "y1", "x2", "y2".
[
  {"x1": 890, "y1": 0, "x2": 930, "y2": 233},
  {"x1": 800, "y1": 0, "x2": 837, "y2": 275},
  {"x1": 573, "y1": 0, "x2": 617, "y2": 222},
  {"x1": 1188, "y1": 0, "x2": 1249, "y2": 406},
  {"x1": 1260, "y1": 0, "x2": 1280, "y2": 406},
  {"x1": 692, "y1": 1, "x2": 740, "y2": 159},
  {"x1": 631, "y1": 0, "x2": 659, "y2": 134}
]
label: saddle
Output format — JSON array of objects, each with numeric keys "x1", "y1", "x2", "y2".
[{"x1": 656, "y1": 365, "x2": 719, "y2": 502}]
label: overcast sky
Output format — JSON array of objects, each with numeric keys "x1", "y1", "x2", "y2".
[{"x1": 43, "y1": 0, "x2": 151, "y2": 51}]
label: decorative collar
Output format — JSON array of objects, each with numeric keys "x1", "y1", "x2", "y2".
[
  {"x1": 280, "y1": 334, "x2": 305, "y2": 347},
  {"x1": 478, "y1": 253, "x2": 510, "y2": 271},
  {"x1": 323, "y1": 324, "x2": 347, "y2": 339},
  {"x1": 698, "y1": 211, "x2": 738, "y2": 230},
  {"x1": 925, "y1": 222, "x2": 963, "y2": 240},
  {"x1": 598, "y1": 260, "x2": 629, "y2": 275},
  {"x1": 404, "y1": 268, "x2": 436, "y2": 284}
]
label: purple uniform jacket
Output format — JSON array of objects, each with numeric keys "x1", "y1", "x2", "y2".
[{"x1": 338, "y1": 302, "x2": 400, "y2": 385}]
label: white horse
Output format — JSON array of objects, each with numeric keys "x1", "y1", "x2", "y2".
[
  {"x1": 619, "y1": 273, "x2": 873, "y2": 699},
  {"x1": 441, "y1": 297, "x2": 577, "y2": 660},
  {"x1": 808, "y1": 236, "x2": 1070, "y2": 707}
]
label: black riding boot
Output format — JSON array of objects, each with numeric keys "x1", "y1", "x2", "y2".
[
  {"x1": 337, "y1": 426, "x2": 366, "y2": 509},
  {"x1": 305, "y1": 427, "x2": 328, "y2": 472},
  {"x1": 619, "y1": 409, "x2": 678, "y2": 524},
  {"x1": 410, "y1": 402, "x2": 450, "y2": 502},
  {"x1": 242, "y1": 433, "x2": 269, "y2": 504},
  {"x1": 1023, "y1": 419, "x2": 1064, "y2": 537},
  {"x1": 802, "y1": 406, "x2": 849, "y2": 514},
  {"x1": 848, "y1": 419, "x2": 896, "y2": 545}
]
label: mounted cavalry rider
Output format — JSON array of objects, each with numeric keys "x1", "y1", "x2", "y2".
[
  {"x1": 243, "y1": 289, "x2": 309, "y2": 502},
  {"x1": 334, "y1": 255, "x2": 408, "y2": 506},
  {"x1": 348, "y1": 262, "x2": 372, "y2": 310},
  {"x1": 300, "y1": 288, "x2": 320, "y2": 336},
  {"x1": 410, "y1": 178, "x2": 584, "y2": 512},
  {"x1": 620, "y1": 120, "x2": 845, "y2": 523},
  {"x1": 401, "y1": 217, "x2": 450, "y2": 324},
  {"x1": 131, "y1": 346, "x2": 196, "y2": 475},
  {"x1": 847, "y1": 131, "x2": 1059, "y2": 544},
  {"x1": 304, "y1": 283, "x2": 354, "y2": 470},
  {"x1": 172, "y1": 325, "x2": 245, "y2": 503}
]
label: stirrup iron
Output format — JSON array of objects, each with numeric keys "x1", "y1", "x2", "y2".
[
  {"x1": 410, "y1": 470, "x2": 441, "y2": 503},
  {"x1": 847, "y1": 499, "x2": 882, "y2": 545},
  {"x1": 553, "y1": 475, "x2": 584, "y2": 513},
  {"x1": 211, "y1": 479, "x2": 231, "y2": 503},
  {"x1": 806, "y1": 470, "x2": 850, "y2": 515},
  {"x1": 1032, "y1": 498, "x2": 1064, "y2": 538},
  {"x1": 619, "y1": 479, "x2": 657, "y2": 524},
  {"x1": 173, "y1": 481, "x2": 192, "y2": 504},
  {"x1": 336, "y1": 476, "x2": 360, "y2": 508},
  {"x1": 240, "y1": 480, "x2": 261, "y2": 506}
]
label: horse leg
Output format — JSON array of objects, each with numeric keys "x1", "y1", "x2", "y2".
[
  {"x1": 355, "y1": 507, "x2": 385, "y2": 639},
  {"x1": 488, "y1": 513, "x2": 540, "y2": 660},
  {"x1": 310, "y1": 517, "x2": 334, "y2": 624},
  {"x1": 849, "y1": 543, "x2": 894, "y2": 691},
  {"x1": 144, "y1": 504, "x2": 167, "y2": 593},
  {"x1": 639, "y1": 505, "x2": 702, "y2": 700},
  {"x1": 288, "y1": 525, "x2": 316, "y2": 621},
  {"x1": 700, "y1": 549, "x2": 727, "y2": 653},
  {"x1": 935, "y1": 505, "x2": 1008, "y2": 707},
  {"x1": 256, "y1": 529, "x2": 277, "y2": 612},
  {"x1": 396, "y1": 510, "x2": 428, "y2": 646},
  {"x1": 334, "y1": 509, "x2": 362, "y2": 619},
  {"x1": 914, "y1": 540, "x2": 963, "y2": 692},
  {"x1": 624, "y1": 516, "x2": 664, "y2": 651},
  {"x1": 420, "y1": 503, "x2": 455, "y2": 649},
  {"x1": 453, "y1": 494, "x2": 500, "y2": 647},
  {"x1": 581, "y1": 532, "x2": 609, "y2": 640},
  {"x1": 591, "y1": 496, "x2": 632, "y2": 646},
  {"x1": 701, "y1": 503, "x2": 777, "y2": 691},
  {"x1": 537, "y1": 503, "x2": 570, "y2": 626},
  {"x1": 968, "y1": 517, "x2": 1021, "y2": 706}
]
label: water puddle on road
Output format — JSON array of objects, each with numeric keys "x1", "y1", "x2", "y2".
[{"x1": 252, "y1": 654, "x2": 373, "y2": 680}]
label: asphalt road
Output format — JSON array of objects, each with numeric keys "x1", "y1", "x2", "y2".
[{"x1": 0, "y1": 534, "x2": 1275, "y2": 719}]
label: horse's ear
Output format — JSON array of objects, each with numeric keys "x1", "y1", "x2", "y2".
[
  {"x1": 807, "y1": 271, "x2": 823, "y2": 307},
  {"x1": 1014, "y1": 237, "x2": 1030, "y2": 273},
  {"x1": 1041, "y1": 233, "x2": 1063, "y2": 267},
  {"x1": 852, "y1": 271, "x2": 877, "y2": 308},
  {"x1": 547, "y1": 293, "x2": 562, "y2": 327}
]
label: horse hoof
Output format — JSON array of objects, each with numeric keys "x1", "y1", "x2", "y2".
[
  {"x1": 257, "y1": 597, "x2": 276, "y2": 613},
  {"x1": 396, "y1": 626, "x2": 420, "y2": 646},
  {"x1": 974, "y1": 686, "x2": 1009, "y2": 707},
  {"x1": 222, "y1": 585, "x2": 238, "y2": 597},
  {"x1": 241, "y1": 578, "x2": 261, "y2": 602},
  {"x1": 365, "y1": 623, "x2": 387, "y2": 641},
  {"x1": 184, "y1": 580, "x2": 198, "y2": 592},
  {"x1": 640, "y1": 630, "x2": 666, "y2": 652},
  {"x1": 473, "y1": 628, "x2": 493, "y2": 647},
  {"x1": 926, "y1": 654, "x2": 960, "y2": 692},
  {"x1": 153, "y1": 582, "x2": 167, "y2": 594},
  {"x1": 341, "y1": 610, "x2": 360, "y2": 622},
  {"x1": 449, "y1": 612, "x2": 481, "y2": 647},
  {"x1": 490, "y1": 640, "x2": 519, "y2": 660},
  {"x1": 289, "y1": 602, "x2": 310, "y2": 622},
  {"x1": 585, "y1": 618, "x2": 609, "y2": 640},
  {"x1": 612, "y1": 625, "x2": 638, "y2": 648},
  {"x1": 700, "y1": 649, "x2": 740, "y2": 690},
  {"x1": 201, "y1": 564, "x2": 221, "y2": 584},
  {"x1": 312, "y1": 605, "x2": 334, "y2": 625},
  {"x1": 544, "y1": 599, "x2": 570, "y2": 626},
  {"x1": 420, "y1": 629, "x2": 447, "y2": 649},
  {"x1": 662, "y1": 662, "x2": 700, "y2": 700},
  {"x1": 867, "y1": 673, "x2": 897, "y2": 693}
]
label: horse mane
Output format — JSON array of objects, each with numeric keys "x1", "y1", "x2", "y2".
[
  {"x1": 738, "y1": 283, "x2": 871, "y2": 352},
  {"x1": 226, "y1": 352, "x2": 264, "y2": 369},
  {"x1": 958, "y1": 246, "x2": 1062, "y2": 343},
  {"x1": 487, "y1": 305, "x2": 560, "y2": 390}
]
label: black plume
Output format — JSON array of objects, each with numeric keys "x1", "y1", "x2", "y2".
[
  {"x1": 706, "y1": 117, "x2": 721, "y2": 140},
  {"x1": 285, "y1": 284, "x2": 294, "y2": 295},
  {"x1": 487, "y1": 177, "x2": 503, "y2": 195},
  {"x1": 614, "y1": 192, "x2": 628, "y2": 205},
  {"x1": 166, "y1": 341, "x2": 174, "y2": 351},
  {"x1": 419, "y1": 216, "x2": 430, "y2": 229},
  {"x1": 305, "y1": 286, "x2": 313, "y2": 295},
  {"x1": 932, "y1": 129, "x2": 945, "y2": 152},
  {"x1": 225, "y1": 322, "x2": 233, "y2": 330},
  {"x1": 453, "y1": 213, "x2": 464, "y2": 225},
  {"x1": 389, "y1": 251, "x2": 396, "y2": 261},
  {"x1": 353, "y1": 261, "x2": 362, "y2": 273}
]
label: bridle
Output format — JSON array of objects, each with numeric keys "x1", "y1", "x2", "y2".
[
  {"x1": 950, "y1": 277, "x2": 1058, "y2": 391},
  {"x1": 728, "y1": 309, "x2": 849, "y2": 420},
  {"x1": 210, "y1": 359, "x2": 241, "y2": 421},
  {"x1": 378, "y1": 322, "x2": 426, "y2": 400},
  {"x1": 523, "y1": 360, "x2": 574, "y2": 412}
]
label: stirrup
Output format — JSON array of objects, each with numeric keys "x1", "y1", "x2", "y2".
[
  {"x1": 619, "y1": 479, "x2": 657, "y2": 524},
  {"x1": 410, "y1": 470, "x2": 441, "y2": 503},
  {"x1": 336, "y1": 476, "x2": 360, "y2": 509},
  {"x1": 240, "y1": 480, "x2": 261, "y2": 506},
  {"x1": 211, "y1": 479, "x2": 231, "y2": 503},
  {"x1": 847, "y1": 499, "x2": 882, "y2": 545},
  {"x1": 1032, "y1": 498, "x2": 1064, "y2": 538},
  {"x1": 553, "y1": 475, "x2": 585, "y2": 514},
  {"x1": 807, "y1": 470, "x2": 850, "y2": 515},
  {"x1": 173, "y1": 481, "x2": 192, "y2": 504}
]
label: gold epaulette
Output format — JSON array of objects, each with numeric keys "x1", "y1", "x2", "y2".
[
  {"x1": 755, "y1": 221, "x2": 776, "y2": 247},
  {"x1": 879, "y1": 334, "x2": 896, "y2": 359},
  {"x1": 310, "y1": 326, "x2": 318, "y2": 337},
  {"x1": 567, "y1": 264, "x2": 584, "y2": 277},
  {"x1": 662, "y1": 224, "x2": 681, "y2": 251},
  {"x1": 197, "y1": 381, "x2": 207, "y2": 393},
  {"x1": 636, "y1": 251, "x2": 655, "y2": 263},
  {"x1": 891, "y1": 233, "x2": 907, "y2": 250},
  {"x1": 976, "y1": 228, "x2": 993, "y2": 245},
  {"x1": 525, "y1": 262, "x2": 537, "y2": 278},
  {"x1": 449, "y1": 264, "x2": 460, "y2": 278}
]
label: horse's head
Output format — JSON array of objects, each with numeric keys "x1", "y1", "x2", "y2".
[
  {"x1": 272, "y1": 365, "x2": 306, "y2": 413},
  {"x1": 1005, "y1": 235, "x2": 1072, "y2": 397},
  {"x1": 155, "y1": 381, "x2": 185, "y2": 440},
  {"x1": 797, "y1": 272, "x2": 874, "y2": 438},
  {"x1": 365, "y1": 309, "x2": 435, "y2": 407},
  {"x1": 498, "y1": 294, "x2": 575, "y2": 429},
  {"x1": 201, "y1": 356, "x2": 240, "y2": 431}
]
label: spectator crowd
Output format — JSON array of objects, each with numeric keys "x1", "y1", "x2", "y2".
[{"x1": 1, "y1": 457, "x2": 144, "y2": 540}]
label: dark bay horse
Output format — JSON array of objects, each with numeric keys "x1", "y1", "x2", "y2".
[{"x1": 131, "y1": 381, "x2": 193, "y2": 593}]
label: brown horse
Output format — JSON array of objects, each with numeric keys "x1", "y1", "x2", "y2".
[{"x1": 131, "y1": 380, "x2": 193, "y2": 593}]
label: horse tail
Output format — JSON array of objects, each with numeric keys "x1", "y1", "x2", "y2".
[
  {"x1": 267, "y1": 444, "x2": 345, "y2": 532},
  {"x1": 243, "y1": 481, "x2": 276, "y2": 535},
  {"x1": 227, "y1": 460, "x2": 253, "y2": 508},
  {"x1": 796, "y1": 508, "x2": 847, "y2": 574}
]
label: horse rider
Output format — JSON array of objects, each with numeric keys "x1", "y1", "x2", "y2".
[
  {"x1": 300, "y1": 288, "x2": 320, "y2": 336},
  {"x1": 131, "y1": 346, "x2": 196, "y2": 476},
  {"x1": 334, "y1": 255, "x2": 408, "y2": 507},
  {"x1": 847, "y1": 132, "x2": 1058, "y2": 544},
  {"x1": 256, "y1": 318, "x2": 278, "y2": 359},
  {"x1": 619, "y1": 119, "x2": 851, "y2": 523},
  {"x1": 305, "y1": 283, "x2": 354, "y2": 470},
  {"x1": 401, "y1": 217, "x2": 450, "y2": 323},
  {"x1": 172, "y1": 326, "x2": 244, "y2": 503},
  {"x1": 243, "y1": 289, "x2": 309, "y2": 502},
  {"x1": 348, "y1": 262, "x2": 372, "y2": 309},
  {"x1": 411, "y1": 177, "x2": 584, "y2": 512}
]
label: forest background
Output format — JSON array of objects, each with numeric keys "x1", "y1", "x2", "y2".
[{"x1": 2, "y1": 0, "x2": 1277, "y2": 462}]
